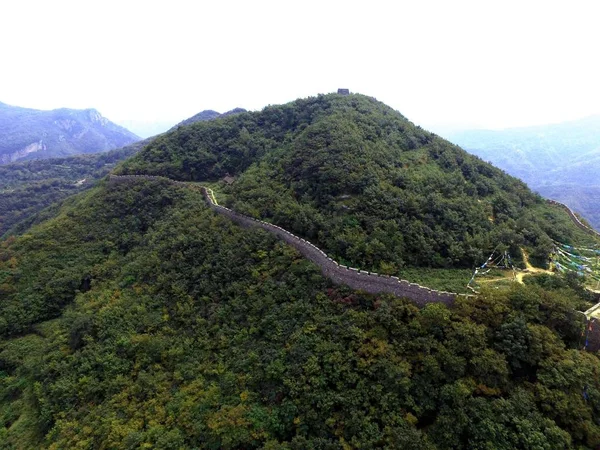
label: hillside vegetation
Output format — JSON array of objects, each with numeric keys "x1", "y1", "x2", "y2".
[
  {"x1": 0, "y1": 106, "x2": 235, "y2": 237},
  {"x1": 0, "y1": 102, "x2": 139, "y2": 164},
  {"x1": 0, "y1": 140, "x2": 148, "y2": 236},
  {"x1": 121, "y1": 94, "x2": 581, "y2": 271},
  {"x1": 445, "y1": 116, "x2": 600, "y2": 228},
  {"x1": 0, "y1": 177, "x2": 598, "y2": 449},
  {"x1": 1, "y1": 94, "x2": 599, "y2": 448}
]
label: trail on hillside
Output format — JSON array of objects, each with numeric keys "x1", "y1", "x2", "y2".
[
  {"x1": 471, "y1": 248, "x2": 552, "y2": 288},
  {"x1": 516, "y1": 248, "x2": 553, "y2": 283}
]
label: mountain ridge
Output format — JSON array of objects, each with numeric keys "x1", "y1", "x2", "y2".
[
  {"x1": 444, "y1": 116, "x2": 600, "y2": 228},
  {"x1": 0, "y1": 101, "x2": 140, "y2": 164},
  {"x1": 110, "y1": 174, "x2": 460, "y2": 304},
  {"x1": 0, "y1": 104, "x2": 245, "y2": 236},
  {"x1": 170, "y1": 107, "x2": 247, "y2": 130},
  {"x1": 120, "y1": 93, "x2": 584, "y2": 271}
]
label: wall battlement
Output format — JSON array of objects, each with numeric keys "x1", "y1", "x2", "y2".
[{"x1": 546, "y1": 199, "x2": 600, "y2": 237}]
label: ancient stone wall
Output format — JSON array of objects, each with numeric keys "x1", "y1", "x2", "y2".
[
  {"x1": 109, "y1": 175, "x2": 460, "y2": 306},
  {"x1": 198, "y1": 188, "x2": 458, "y2": 305},
  {"x1": 109, "y1": 175, "x2": 600, "y2": 347},
  {"x1": 547, "y1": 199, "x2": 600, "y2": 237}
]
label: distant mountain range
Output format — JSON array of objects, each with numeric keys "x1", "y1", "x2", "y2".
[
  {"x1": 0, "y1": 102, "x2": 140, "y2": 164},
  {"x1": 114, "y1": 119, "x2": 177, "y2": 139},
  {"x1": 0, "y1": 105, "x2": 246, "y2": 235},
  {"x1": 444, "y1": 115, "x2": 600, "y2": 228}
]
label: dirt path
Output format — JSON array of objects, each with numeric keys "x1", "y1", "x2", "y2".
[
  {"x1": 477, "y1": 273, "x2": 516, "y2": 284},
  {"x1": 515, "y1": 248, "x2": 553, "y2": 283},
  {"x1": 474, "y1": 249, "x2": 552, "y2": 286}
]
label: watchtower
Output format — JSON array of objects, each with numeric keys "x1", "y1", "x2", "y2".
[{"x1": 337, "y1": 88, "x2": 350, "y2": 96}]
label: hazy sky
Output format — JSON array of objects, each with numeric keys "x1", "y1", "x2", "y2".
[{"x1": 2, "y1": 0, "x2": 600, "y2": 136}]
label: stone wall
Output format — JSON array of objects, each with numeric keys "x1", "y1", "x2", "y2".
[
  {"x1": 109, "y1": 175, "x2": 461, "y2": 306},
  {"x1": 547, "y1": 199, "x2": 600, "y2": 237}
]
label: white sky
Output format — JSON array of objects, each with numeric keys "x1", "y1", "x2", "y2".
[{"x1": 1, "y1": 0, "x2": 600, "y2": 135}]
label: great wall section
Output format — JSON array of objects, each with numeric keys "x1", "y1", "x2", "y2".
[
  {"x1": 546, "y1": 199, "x2": 600, "y2": 238},
  {"x1": 108, "y1": 177, "x2": 600, "y2": 309},
  {"x1": 109, "y1": 175, "x2": 459, "y2": 306},
  {"x1": 203, "y1": 193, "x2": 459, "y2": 306}
]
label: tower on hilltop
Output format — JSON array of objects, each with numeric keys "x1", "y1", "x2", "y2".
[{"x1": 337, "y1": 88, "x2": 350, "y2": 95}]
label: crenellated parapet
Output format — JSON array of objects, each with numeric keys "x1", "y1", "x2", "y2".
[{"x1": 197, "y1": 188, "x2": 460, "y2": 305}]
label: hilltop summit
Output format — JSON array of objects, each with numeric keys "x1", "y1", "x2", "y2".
[
  {"x1": 170, "y1": 107, "x2": 248, "y2": 130},
  {"x1": 121, "y1": 93, "x2": 572, "y2": 270}
]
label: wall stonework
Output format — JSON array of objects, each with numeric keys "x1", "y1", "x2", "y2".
[
  {"x1": 204, "y1": 197, "x2": 457, "y2": 306},
  {"x1": 547, "y1": 199, "x2": 600, "y2": 237},
  {"x1": 109, "y1": 175, "x2": 463, "y2": 306}
]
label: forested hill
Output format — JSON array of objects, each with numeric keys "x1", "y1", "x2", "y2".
[
  {"x1": 444, "y1": 116, "x2": 600, "y2": 228},
  {"x1": 120, "y1": 93, "x2": 579, "y2": 271},
  {"x1": 1, "y1": 93, "x2": 600, "y2": 448},
  {"x1": 0, "y1": 101, "x2": 139, "y2": 164},
  {"x1": 0, "y1": 139, "x2": 148, "y2": 236}
]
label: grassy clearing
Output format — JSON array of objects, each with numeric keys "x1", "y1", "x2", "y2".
[{"x1": 397, "y1": 268, "x2": 474, "y2": 293}]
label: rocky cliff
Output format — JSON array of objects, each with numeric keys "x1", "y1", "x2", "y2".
[{"x1": 0, "y1": 101, "x2": 139, "y2": 163}]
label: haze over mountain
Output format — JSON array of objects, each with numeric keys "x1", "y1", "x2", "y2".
[
  {"x1": 0, "y1": 101, "x2": 140, "y2": 164},
  {"x1": 114, "y1": 119, "x2": 177, "y2": 139},
  {"x1": 1, "y1": 93, "x2": 599, "y2": 448},
  {"x1": 113, "y1": 108, "x2": 249, "y2": 138},
  {"x1": 444, "y1": 116, "x2": 600, "y2": 228},
  {"x1": 0, "y1": 105, "x2": 238, "y2": 236}
]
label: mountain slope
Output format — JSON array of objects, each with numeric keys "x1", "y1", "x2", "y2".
[
  {"x1": 0, "y1": 176, "x2": 597, "y2": 449},
  {"x1": 0, "y1": 139, "x2": 148, "y2": 236},
  {"x1": 1, "y1": 93, "x2": 599, "y2": 448},
  {"x1": 444, "y1": 116, "x2": 600, "y2": 228},
  {"x1": 0, "y1": 101, "x2": 140, "y2": 164},
  {"x1": 120, "y1": 94, "x2": 582, "y2": 270}
]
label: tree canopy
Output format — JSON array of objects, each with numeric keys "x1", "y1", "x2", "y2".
[
  {"x1": 1, "y1": 94, "x2": 599, "y2": 448},
  {"x1": 0, "y1": 177, "x2": 597, "y2": 448}
]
